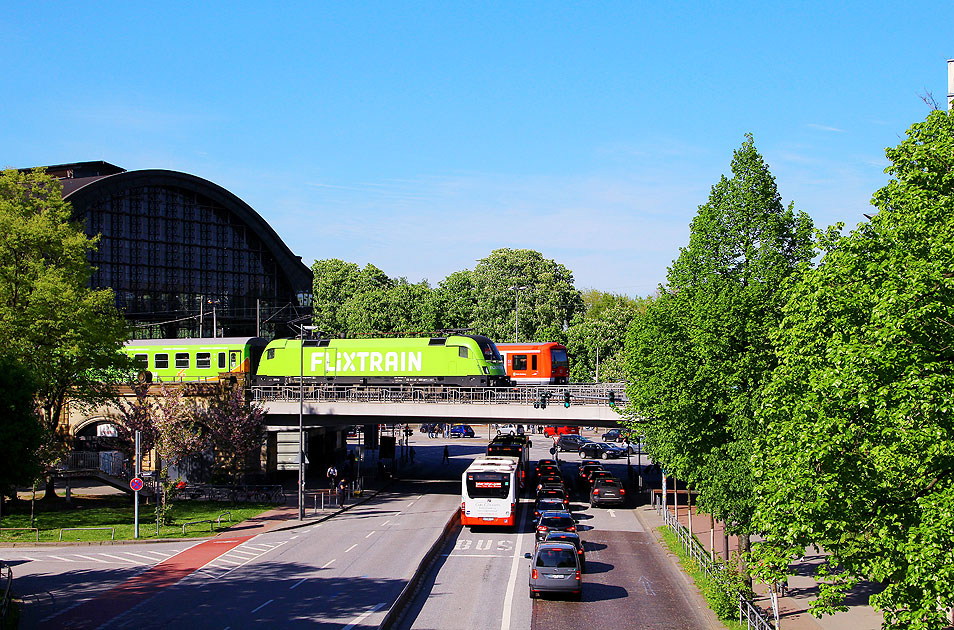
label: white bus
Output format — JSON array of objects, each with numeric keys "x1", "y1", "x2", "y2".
[{"x1": 461, "y1": 457, "x2": 519, "y2": 528}]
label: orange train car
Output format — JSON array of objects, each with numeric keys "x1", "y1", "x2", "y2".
[{"x1": 495, "y1": 342, "x2": 569, "y2": 385}]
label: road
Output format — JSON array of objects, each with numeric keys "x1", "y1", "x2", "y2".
[
  {"x1": 3, "y1": 429, "x2": 715, "y2": 629},
  {"x1": 396, "y1": 434, "x2": 716, "y2": 630}
]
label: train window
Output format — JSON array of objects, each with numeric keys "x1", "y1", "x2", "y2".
[
  {"x1": 230, "y1": 351, "x2": 239, "y2": 368},
  {"x1": 551, "y1": 348, "x2": 569, "y2": 368},
  {"x1": 513, "y1": 355, "x2": 527, "y2": 370},
  {"x1": 266, "y1": 348, "x2": 275, "y2": 360},
  {"x1": 154, "y1": 354, "x2": 169, "y2": 369},
  {"x1": 531, "y1": 356, "x2": 538, "y2": 370},
  {"x1": 133, "y1": 354, "x2": 147, "y2": 369},
  {"x1": 459, "y1": 347, "x2": 469, "y2": 359},
  {"x1": 196, "y1": 353, "x2": 211, "y2": 369},
  {"x1": 175, "y1": 353, "x2": 189, "y2": 369},
  {"x1": 218, "y1": 352, "x2": 226, "y2": 369}
]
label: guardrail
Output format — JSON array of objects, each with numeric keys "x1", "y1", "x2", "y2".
[
  {"x1": 0, "y1": 527, "x2": 39, "y2": 542},
  {"x1": 182, "y1": 520, "x2": 216, "y2": 535},
  {"x1": 59, "y1": 527, "x2": 115, "y2": 541},
  {"x1": 60, "y1": 451, "x2": 129, "y2": 479},
  {"x1": 1, "y1": 561, "x2": 12, "y2": 624},
  {"x1": 252, "y1": 383, "x2": 628, "y2": 406},
  {"x1": 654, "y1": 496, "x2": 774, "y2": 630}
]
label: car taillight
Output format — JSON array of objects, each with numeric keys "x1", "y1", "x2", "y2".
[
  {"x1": 537, "y1": 525, "x2": 548, "y2": 531},
  {"x1": 568, "y1": 526, "x2": 576, "y2": 532},
  {"x1": 620, "y1": 489, "x2": 626, "y2": 495},
  {"x1": 575, "y1": 570, "x2": 581, "y2": 580},
  {"x1": 593, "y1": 489, "x2": 599, "y2": 495},
  {"x1": 461, "y1": 501, "x2": 466, "y2": 511},
  {"x1": 578, "y1": 549, "x2": 583, "y2": 555},
  {"x1": 532, "y1": 569, "x2": 538, "y2": 579},
  {"x1": 511, "y1": 502, "x2": 516, "y2": 513}
]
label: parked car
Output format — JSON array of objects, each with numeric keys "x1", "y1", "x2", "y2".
[
  {"x1": 526, "y1": 542, "x2": 582, "y2": 599},
  {"x1": 496, "y1": 424, "x2": 524, "y2": 436},
  {"x1": 544, "y1": 531, "x2": 586, "y2": 570},
  {"x1": 449, "y1": 424, "x2": 475, "y2": 438},
  {"x1": 534, "y1": 511, "x2": 577, "y2": 541},
  {"x1": 579, "y1": 442, "x2": 627, "y2": 460},
  {"x1": 544, "y1": 425, "x2": 579, "y2": 437},
  {"x1": 590, "y1": 478, "x2": 626, "y2": 507},
  {"x1": 601, "y1": 428, "x2": 623, "y2": 442},
  {"x1": 555, "y1": 435, "x2": 588, "y2": 452}
]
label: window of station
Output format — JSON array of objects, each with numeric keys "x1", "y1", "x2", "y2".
[
  {"x1": 513, "y1": 355, "x2": 528, "y2": 370},
  {"x1": 196, "y1": 352, "x2": 211, "y2": 369},
  {"x1": 155, "y1": 353, "x2": 169, "y2": 369},
  {"x1": 175, "y1": 353, "x2": 190, "y2": 369}
]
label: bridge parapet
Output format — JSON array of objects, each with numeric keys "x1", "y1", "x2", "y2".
[{"x1": 251, "y1": 383, "x2": 627, "y2": 407}]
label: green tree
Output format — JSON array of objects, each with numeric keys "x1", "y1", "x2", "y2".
[
  {"x1": 202, "y1": 381, "x2": 267, "y2": 483},
  {"x1": 430, "y1": 269, "x2": 477, "y2": 331},
  {"x1": 311, "y1": 259, "x2": 362, "y2": 335},
  {"x1": 470, "y1": 248, "x2": 583, "y2": 343},
  {"x1": 624, "y1": 135, "x2": 813, "y2": 552},
  {"x1": 751, "y1": 110, "x2": 954, "y2": 629},
  {"x1": 565, "y1": 292, "x2": 649, "y2": 382},
  {"x1": 0, "y1": 168, "x2": 130, "y2": 498},
  {"x1": 0, "y1": 353, "x2": 43, "y2": 512}
]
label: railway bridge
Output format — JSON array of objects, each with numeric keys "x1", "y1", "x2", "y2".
[{"x1": 253, "y1": 383, "x2": 628, "y2": 430}]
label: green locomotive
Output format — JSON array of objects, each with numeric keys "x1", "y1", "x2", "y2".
[{"x1": 256, "y1": 334, "x2": 509, "y2": 387}]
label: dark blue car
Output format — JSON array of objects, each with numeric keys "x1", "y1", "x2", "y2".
[{"x1": 449, "y1": 424, "x2": 475, "y2": 438}]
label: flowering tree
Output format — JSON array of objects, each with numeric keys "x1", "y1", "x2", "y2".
[{"x1": 202, "y1": 381, "x2": 267, "y2": 483}]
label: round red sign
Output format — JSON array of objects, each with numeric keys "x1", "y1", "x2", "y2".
[{"x1": 130, "y1": 477, "x2": 144, "y2": 492}]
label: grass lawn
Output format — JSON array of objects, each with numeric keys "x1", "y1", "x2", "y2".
[{"x1": 0, "y1": 493, "x2": 279, "y2": 542}]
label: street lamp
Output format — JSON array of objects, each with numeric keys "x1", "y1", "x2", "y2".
[
  {"x1": 509, "y1": 286, "x2": 528, "y2": 342},
  {"x1": 298, "y1": 324, "x2": 318, "y2": 520},
  {"x1": 207, "y1": 299, "x2": 221, "y2": 338}
]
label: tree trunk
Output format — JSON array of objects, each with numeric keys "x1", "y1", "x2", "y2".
[
  {"x1": 42, "y1": 474, "x2": 58, "y2": 501},
  {"x1": 740, "y1": 533, "x2": 753, "y2": 591}
]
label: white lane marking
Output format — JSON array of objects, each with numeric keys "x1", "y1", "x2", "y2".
[
  {"x1": 382, "y1": 519, "x2": 391, "y2": 526},
  {"x1": 290, "y1": 578, "x2": 307, "y2": 590},
  {"x1": 217, "y1": 558, "x2": 243, "y2": 565},
  {"x1": 500, "y1": 501, "x2": 526, "y2": 630},
  {"x1": 72, "y1": 554, "x2": 108, "y2": 563},
  {"x1": 139, "y1": 550, "x2": 172, "y2": 557},
  {"x1": 122, "y1": 552, "x2": 162, "y2": 562},
  {"x1": 321, "y1": 559, "x2": 335, "y2": 569},
  {"x1": 100, "y1": 554, "x2": 136, "y2": 563},
  {"x1": 608, "y1": 509, "x2": 617, "y2": 518},
  {"x1": 228, "y1": 551, "x2": 259, "y2": 558},
  {"x1": 365, "y1": 531, "x2": 375, "y2": 538},
  {"x1": 345, "y1": 544, "x2": 358, "y2": 553},
  {"x1": 342, "y1": 602, "x2": 386, "y2": 630},
  {"x1": 47, "y1": 555, "x2": 75, "y2": 562},
  {"x1": 250, "y1": 599, "x2": 273, "y2": 613},
  {"x1": 290, "y1": 535, "x2": 299, "y2": 539}
]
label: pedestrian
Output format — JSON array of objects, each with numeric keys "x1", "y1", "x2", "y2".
[
  {"x1": 442, "y1": 445, "x2": 450, "y2": 465},
  {"x1": 410, "y1": 446, "x2": 416, "y2": 464},
  {"x1": 327, "y1": 463, "x2": 338, "y2": 489},
  {"x1": 337, "y1": 477, "x2": 348, "y2": 504}
]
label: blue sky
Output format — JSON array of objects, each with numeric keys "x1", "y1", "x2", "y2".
[{"x1": 2, "y1": 2, "x2": 950, "y2": 297}]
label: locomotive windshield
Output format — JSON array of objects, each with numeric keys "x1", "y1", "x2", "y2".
[{"x1": 468, "y1": 335, "x2": 503, "y2": 363}]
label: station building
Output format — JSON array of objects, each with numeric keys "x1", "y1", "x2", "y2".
[{"x1": 37, "y1": 160, "x2": 312, "y2": 339}]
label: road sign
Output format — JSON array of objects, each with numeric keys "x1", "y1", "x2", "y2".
[{"x1": 130, "y1": 477, "x2": 144, "y2": 492}]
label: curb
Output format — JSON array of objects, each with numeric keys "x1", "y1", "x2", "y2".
[{"x1": 379, "y1": 507, "x2": 462, "y2": 630}]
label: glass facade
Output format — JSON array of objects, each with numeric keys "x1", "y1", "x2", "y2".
[{"x1": 63, "y1": 169, "x2": 312, "y2": 339}]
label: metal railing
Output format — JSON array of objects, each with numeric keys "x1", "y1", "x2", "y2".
[
  {"x1": 252, "y1": 383, "x2": 628, "y2": 406},
  {"x1": 61, "y1": 451, "x2": 129, "y2": 479},
  {"x1": 175, "y1": 484, "x2": 285, "y2": 503},
  {"x1": 654, "y1": 495, "x2": 774, "y2": 630},
  {"x1": 0, "y1": 527, "x2": 39, "y2": 542},
  {"x1": 0, "y1": 562, "x2": 12, "y2": 623}
]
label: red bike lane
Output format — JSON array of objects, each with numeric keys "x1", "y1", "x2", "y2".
[{"x1": 41, "y1": 535, "x2": 255, "y2": 630}]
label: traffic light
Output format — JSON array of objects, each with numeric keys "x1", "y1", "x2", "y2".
[
  {"x1": 563, "y1": 391, "x2": 571, "y2": 408},
  {"x1": 540, "y1": 392, "x2": 547, "y2": 409},
  {"x1": 608, "y1": 391, "x2": 616, "y2": 406}
]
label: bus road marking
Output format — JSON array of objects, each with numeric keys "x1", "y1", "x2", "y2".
[{"x1": 501, "y1": 501, "x2": 527, "y2": 630}]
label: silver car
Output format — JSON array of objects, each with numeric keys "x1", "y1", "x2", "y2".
[{"x1": 526, "y1": 542, "x2": 583, "y2": 599}]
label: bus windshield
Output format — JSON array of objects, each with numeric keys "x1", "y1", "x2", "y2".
[{"x1": 466, "y1": 472, "x2": 511, "y2": 499}]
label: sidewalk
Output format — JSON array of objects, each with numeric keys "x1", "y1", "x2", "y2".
[{"x1": 646, "y1": 492, "x2": 883, "y2": 630}]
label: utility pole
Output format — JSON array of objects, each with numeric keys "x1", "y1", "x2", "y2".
[{"x1": 509, "y1": 286, "x2": 528, "y2": 342}]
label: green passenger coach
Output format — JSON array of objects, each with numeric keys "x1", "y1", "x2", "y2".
[
  {"x1": 124, "y1": 337, "x2": 268, "y2": 382},
  {"x1": 256, "y1": 335, "x2": 510, "y2": 387}
]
